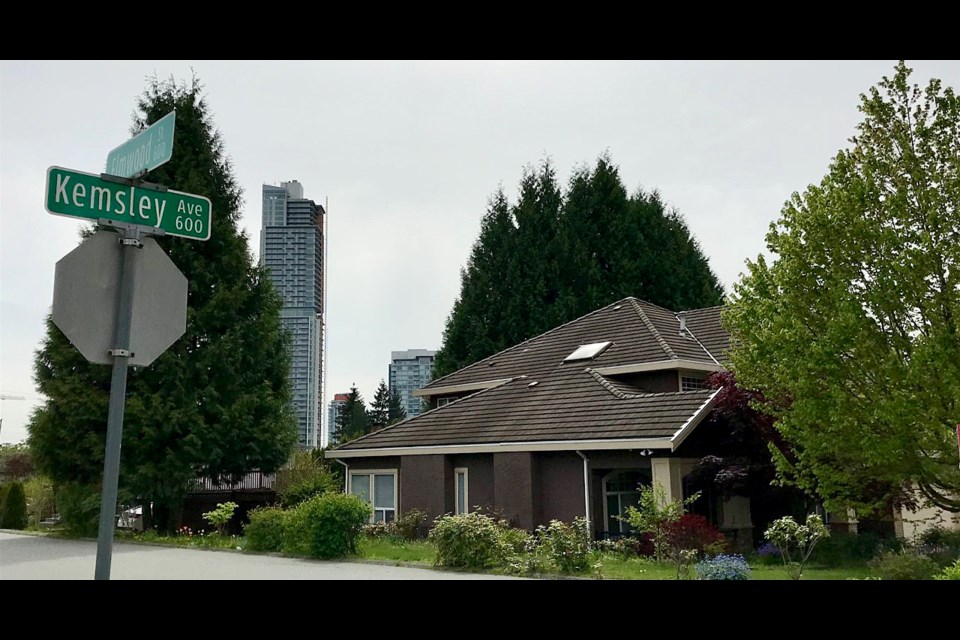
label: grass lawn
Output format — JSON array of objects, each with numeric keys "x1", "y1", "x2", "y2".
[
  {"x1": 356, "y1": 535, "x2": 436, "y2": 565},
  {"x1": 589, "y1": 555, "x2": 877, "y2": 580},
  {"x1": 117, "y1": 529, "x2": 242, "y2": 550}
]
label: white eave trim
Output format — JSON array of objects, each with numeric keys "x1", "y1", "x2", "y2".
[
  {"x1": 328, "y1": 436, "x2": 675, "y2": 459},
  {"x1": 669, "y1": 387, "x2": 722, "y2": 449},
  {"x1": 413, "y1": 377, "x2": 514, "y2": 398},
  {"x1": 593, "y1": 359, "x2": 725, "y2": 376}
]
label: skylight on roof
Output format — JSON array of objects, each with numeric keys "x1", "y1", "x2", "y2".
[{"x1": 563, "y1": 341, "x2": 613, "y2": 362}]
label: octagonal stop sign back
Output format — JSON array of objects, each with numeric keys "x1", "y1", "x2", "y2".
[{"x1": 52, "y1": 229, "x2": 187, "y2": 367}]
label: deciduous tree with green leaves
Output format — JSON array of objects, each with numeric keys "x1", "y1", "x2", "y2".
[
  {"x1": 28, "y1": 76, "x2": 297, "y2": 532},
  {"x1": 726, "y1": 62, "x2": 960, "y2": 515}
]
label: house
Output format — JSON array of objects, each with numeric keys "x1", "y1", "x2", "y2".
[{"x1": 328, "y1": 297, "x2": 757, "y2": 544}]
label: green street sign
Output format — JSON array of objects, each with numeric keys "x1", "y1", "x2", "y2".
[
  {"x1": 106, "y1": 110, "x2": 176, "y2": 178},
  {"x1": 45, "y1": 166, "x2": 212, "y2": 241}
]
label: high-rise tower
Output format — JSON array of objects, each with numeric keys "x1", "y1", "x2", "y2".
[{"x1": 261, "y1": 180, "x2": 324, "y2": 448}]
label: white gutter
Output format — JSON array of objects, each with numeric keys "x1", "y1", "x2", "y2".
[
  {"x1": 576, "y1": 451, "x2": 591, "y2": 529},
  {"x1": 668, "y1": 387, "x2": 722, "y2": 449},
  {"x1": 328, "y1": 437, "x2": 676, "y2": 458},
  {"x1": 334, "y1": 458, "x2": 349, "y2": 493}
]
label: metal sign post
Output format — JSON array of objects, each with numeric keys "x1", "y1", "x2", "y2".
[{"x1": 94, "y1": 226, "x2": 141, "y2": 581}]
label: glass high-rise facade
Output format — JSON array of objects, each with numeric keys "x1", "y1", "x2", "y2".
[
  {"x1": 261, "y1": 181, "x2": 325, "y2": 449},
  {"x1": 388, "y1": 349, "x2": 436, "y2": 418}
]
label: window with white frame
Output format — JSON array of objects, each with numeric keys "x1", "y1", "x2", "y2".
[
  {"x1": 350, "y1": 470, "x2": 397, "y2": 523},
  {"x1": 436, "y1": 397, "x2": 454, "y2": 408},
  {"x1": 681, "y1": 373, "x2": 708, "y2": 391},
  {"x1": 455, "y1": 467, "x2": 469, "y2": 515}
]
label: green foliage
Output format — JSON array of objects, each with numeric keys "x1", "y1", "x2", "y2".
[
  {"x1": 28, "y1": 76, "x2": 297, "y2": 532},
  {"x1": 282, "y1": 492, "x2": 370, "y2": 559},
  {"x1": 274, "y1": 450, "x2": 339, "y2": 508},
  {"x1": 430, "y1": 511, "x2": 515, "y2": 570},
  {"x1": 764, "y1": 514, "x2": 829, "y2": 580},
  {"x1": 56, "y1": 483, "x2": 101, "y2": 537},
  {"x1": 434, "y1": 154, "x2": 723, "y2": 378},
  {"x1": 392, "y1": 508, "x2": 428, "y2": 541},
  {"x1": 868, "y1": 549, "x2": 938, "y2": 580},
  {"x1": 368, "y1": 380, "x2": 390, "y2": 431},
  {"x1": 334, "y1": 385, "x2": 369, "y2": 443},
  {"x1": 243, "y1": 506, "x2": 288, "y2": 552},
  {"x1": 387, "y1": 390, "x2": 406, "y2": 425},
  {"x1": 0, "y1": 443, "x2": 34, "y2": 482},
  {"x1": 202, "y1": 501, "x2": 238, "y2": 534},
  {"x1": 534, "y1": 517, "x2": 593, "y2": 574},
  {"x1": 0, "y1": 481, "x2": 28, "y2": 529},
  {"x1": 809, "y1": 531, "x2": 901, "y2": 567},
  {"x1": 123, "y1": 528, "x2": 240, "y2": 550},
  {"x1": 725, "y1": 61, "x2": 960, "y2": 514},
  {"x1": 935, "y1": 558, "x2": 960, "y2": 580},
  {"x1": 621, "y1": 483, "x2": 701, "y2": 564},
  {"x1": 23, "y1": 476, "x2": 56, "y2": 528}
]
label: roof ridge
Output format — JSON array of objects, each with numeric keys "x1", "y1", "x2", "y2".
[
  {"x1": 678, "y1": 317, "x2": 722, "y2": 366},
  {"x1": 684, "y1": 304, "x2": 725, "y2": 312},
  {"x1": 425, "y1": 298, "x2": 635, "y2": 388},
  {"x1": 630, "y1": 299, "x2": 676, "y2": 359}
]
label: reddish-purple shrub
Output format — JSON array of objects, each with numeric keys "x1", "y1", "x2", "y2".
[{"x1": 664, "y1": 513, "x2": 726, "y2": 554}]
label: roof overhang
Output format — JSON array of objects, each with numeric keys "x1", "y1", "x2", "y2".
[
  {"x1": 592, "y1": 358, "x2": 725, "y2": 376},
  {"x1": 330, "y1": 387, "x2": 721, "y2": 458},
  {"x1": 328, "y1": 437, "x2": 675, "y2": 458},
  {"x1": 413, "y1": 377, "x2": 514, "y2": 398}
]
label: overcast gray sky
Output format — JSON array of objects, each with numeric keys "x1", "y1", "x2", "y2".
[{"x1": 1, "y1": 60, "x2": 956, "y2": 446}]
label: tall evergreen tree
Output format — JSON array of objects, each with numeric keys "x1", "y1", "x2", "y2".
[
  {"x1": 435, "y1": 154, "x2": 724, "y2": 378},
  {"x1": 28, "y1": 76, "x2": 297, "y2": 531},
  {"x1": 335, "y1": 385, "x2": 369, "y2": 443},
  {"x1": 368, "y1": 380, "x2": 390, "y2": 432},
  {"x1": 387, "y1": 390, "x2": 407, "y2": 425}
]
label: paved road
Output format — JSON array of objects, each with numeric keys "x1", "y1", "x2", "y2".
[{"x1": 0, "y1": 532, "x2": 521, "y2": 580}]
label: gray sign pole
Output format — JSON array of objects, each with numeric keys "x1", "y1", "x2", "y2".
[{"x1": 94, "y1": 226, "x2": 142, "y2": 580}]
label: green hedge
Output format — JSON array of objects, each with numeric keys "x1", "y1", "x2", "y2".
[
  {"x1": 243, "y1": 507, "x2": 288, "y2": 552},
  {"x1": 282, "y1": 493, "x2": 370, "y2": 559}
]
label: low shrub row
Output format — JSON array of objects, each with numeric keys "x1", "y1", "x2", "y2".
[{"x1": 244, "y1": 492, "x2": 370, "y2": 559}]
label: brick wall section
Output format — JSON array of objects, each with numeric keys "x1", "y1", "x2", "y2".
[
  {"x1": 493, "y1": 452, "x2": 536, "y2": 530},
  {"x1": 398, "y1": 454, "x2": 448, "y2": 522},
  {"x1": 535, "y1": 452, "x2": 586, "y2": 526}
]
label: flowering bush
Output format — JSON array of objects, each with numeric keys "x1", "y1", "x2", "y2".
[
  {"x1": 764, "y1": 514, "x2": 829, "y2": 580},
  {"x1": 535, "y1": 517, "x2": 593, "y2": 574},
  {"x1": 696, "y1": 554, "x2": 752, "y2": 580},
  {"x1": 430, "y1": 512, "x2": 516, "y2": 570}
]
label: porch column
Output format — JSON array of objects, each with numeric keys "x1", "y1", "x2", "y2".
[{"x1": 650, "y1": 457, "x2": 683, "y2": 503}]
